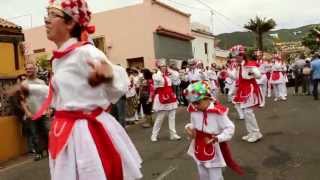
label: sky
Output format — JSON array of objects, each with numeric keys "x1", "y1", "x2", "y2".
[{"x1": 0, "y1": 0, "x2": 319, "y2": 35}]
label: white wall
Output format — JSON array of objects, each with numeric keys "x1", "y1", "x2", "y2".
[{"x1": 191, "y1": 33, "x2": 215, "y2": 67}]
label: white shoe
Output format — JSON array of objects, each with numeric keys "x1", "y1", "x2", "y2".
[
  {"x1": 247, "y1": 133, "x2": 263, "y2": 143},
  {"x1": 274, "y1": 98, "x2": 279, "y2": 102},
  {"x1": 280, "y1": 97, "x2": 287, "y2": 101},
  {"x1": 170, "y1": 134, "x2": 181, "y2": 141},
  {"x1": 241, "y1": 134, "x2": 251, "y2": 141},
  {"x1": 151, "y1": 136, "x2": 158, "y2": 142}
]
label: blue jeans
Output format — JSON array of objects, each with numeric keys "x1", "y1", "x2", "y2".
[{"x1": 313, "y1": 79, "x2": 320, "y2": 100}]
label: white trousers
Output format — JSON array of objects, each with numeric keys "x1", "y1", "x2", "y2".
[
  {"x1": 273, "y1": 83, "x2": 286, "y2": 98},
  {"x1": 243, "y1": 108, "x2": 261, "y2": 135},
  {"x1": 234, "y1": 104, "x2": 244, "y2": 119},
  {"x1": 151, "y1": 110, "x2": 178, "y2": 138},
  {"x1": 267, "y1": 81, "x2": 272, "y2": 97},
  {"x1": 259, "y1": 84, "x2": 267, "y2": 106},
  {"x1": 197, "y1": 164, "x2": 224, "y2": 180}
]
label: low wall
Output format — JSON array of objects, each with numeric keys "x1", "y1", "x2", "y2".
[{"x1": 0, "y1": 116, "x2": 26, "y2": 161}]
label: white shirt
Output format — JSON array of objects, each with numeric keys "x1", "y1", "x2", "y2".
[
  {"x1": 51, "y1": 38, "x2": 129, "y2": 111},
  {"x1": 153, "y1": 71, "x2": 173, "y2": 88},
  {"x1": 188, "y1": 68, "x2": 202, "y2": 82},
  {"x1": 168, "y1": 68, "x2": 181, "y2": 86}
]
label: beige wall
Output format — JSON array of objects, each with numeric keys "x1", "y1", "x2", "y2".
[
  {"x1": 23, "y1": 26, "x2": 56, "y2": 55},
  {"x1": 92, "y1": 4, "x2": 154, "y2": 68},
  {"x1": 23, "y1": 0, "x2": 191, "y2": 69}
]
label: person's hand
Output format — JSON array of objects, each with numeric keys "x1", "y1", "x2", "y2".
[
  {"x1": 147, "y1": 97, "x2": 153, "y2": 104},
  {"x1": 87, "y1": 60, "x2": 113, "y2": 87},
  {"x1": 185, "y1": 127, "x2": 196, "y2": 139},
  {"x1": 205, "y1": 135, "x2": 218, "y2": 144}
]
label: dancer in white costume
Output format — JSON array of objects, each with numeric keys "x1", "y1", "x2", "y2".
[
  {"x1": 256, "y1": 53, "x2": 269, "y2": 107},
  {"x1": 230, "y1": 45, "x2": 264, "y2": 143},
  {"x1": 184, "y1": 81, "x2": 244, "y2": 180},
  {"x1": 207, "y1": 64, "x2": 219, "y2": 98},
  {"x1": 22, "y1": 1, "x2": 143, "y2": 179},
  {"x1": 151, "y1": 59, "x2": 181, "y2": 142},
  {"x1": 188, "y1": 59, "x2": 203, "y2": 83},
  {"x1": 225, "y1": 59, "x2": 237, "y2": 103},
  {"x1": 270, "y1": 55, "x2": 287, "y2": 101}
]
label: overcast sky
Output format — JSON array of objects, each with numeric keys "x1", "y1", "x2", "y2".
[{"x1": 0, "y1": 0, "x2": 319, "y2": 35}]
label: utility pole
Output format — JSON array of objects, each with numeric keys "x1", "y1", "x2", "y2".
[
  {"x1": 210, "y1": 10, "x2": 214, "y2": 34},
  {"x1": 194, "y1": 0, "x2": 215, "y2": 33}
]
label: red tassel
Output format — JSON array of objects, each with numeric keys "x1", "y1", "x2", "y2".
[{"x1": 86, "y1": 25, "x2": 96, "y2": 34}]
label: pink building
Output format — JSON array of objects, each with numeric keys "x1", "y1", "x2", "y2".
[{"x1": 23, "y1": 0, "x2": 195, "y2": 69}]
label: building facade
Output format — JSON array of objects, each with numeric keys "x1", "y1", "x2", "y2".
[
  {"x1": 191, "y1": 23, "x2": 215, "y2": 67},
  {"x1": 23, "y1": 0, "x2": 194, "y2": 69},
  {"x1": 215, "y1": 48, "x2": 230, "y2": 68}
]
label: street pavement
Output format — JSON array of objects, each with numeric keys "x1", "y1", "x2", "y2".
[{"x1": 1, "y1": 88, "x2": 320, "y2": 180}]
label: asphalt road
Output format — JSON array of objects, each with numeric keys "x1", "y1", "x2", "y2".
[{"x1": 1, "y1": 88, "x2": 320, "y2": 180}]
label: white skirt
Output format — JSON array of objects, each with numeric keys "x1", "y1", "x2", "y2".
[
  {"x1": 187, "y1": 140, "x2": 226, "y2": 168},
  {"x1": 49, "y1": 112, "x2": 143, "y2": 180},
  {"x1": 256, "y1": 74, "x2": 268, "y2": 85}
]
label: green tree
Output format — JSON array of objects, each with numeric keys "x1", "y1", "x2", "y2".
[
  {"x1": 244, "y1": 16, "x2": 276, "y2": 51},
  {"x1": 36, "y1": 54, "x2": 51, "y2": 70},
  {"x1": 302, "y1": 26, "x2": 320, "y2": 53}
]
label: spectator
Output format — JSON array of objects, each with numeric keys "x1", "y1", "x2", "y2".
[
  {"x1": 311, "y1": 52, "x2": 320, "y2": 100},
  {"x1": 169, "y1": 63, "x2": 183, "y2": 105},
  {"x1": 218, "y1": 67, "x2": 228, "y2": 94},
  {"x1": 291, "y1": 53, "x2": 306, "y2": 95},
  {"x1": 302, "y1": 59, "x2": 312, "y2": 95},
  {"x1": 125, "y1": 68, "x2": 139, "y2": 125},
  {"x1": 23, "y1": 62, "x2": 50, "y2": 161},
  {"x1": 140, "y1": 69, "x2": 155, "y2": 128}
]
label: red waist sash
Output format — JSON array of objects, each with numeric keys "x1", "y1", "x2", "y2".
[
  {"x1": 194, "y1": 131, "x2": 244, "y2": 175},
  {"x1": 155, "y1": 86, "x2": 177, "y2": 104},
  {"x1": 233, "y1": 78, "x2": 262, "y2": 105},
  {"x1": 50, "y1": 108, "x2": 123, "y2": 180},
  {"x1": 195, "y1": 130, "x2": 216, "y2": 161},
  {"x1": 271, "y1": 71, "x2": 281, "y2": 81}
]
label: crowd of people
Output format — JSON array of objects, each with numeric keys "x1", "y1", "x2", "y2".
[
  {"x1": 7, "y1": 45, "x2": 320, "y2": 180},
  {"x1": 3, "y1": 0, "x2": 320, "y2": 179}
]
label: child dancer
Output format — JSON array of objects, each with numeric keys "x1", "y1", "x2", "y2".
[{"x1": 184, "y1": 81, "x2": 243, "y2": 180}]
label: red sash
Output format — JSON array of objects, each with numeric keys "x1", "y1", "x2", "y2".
[
  {"x1": 157, "y1": 75, "x2": 176, "y2": 104},
  {"x1": 271, "y1": 71, "x2": 281, "y2": 81},
  {"x1": 51, "y1": 108, "x2": 123, "y2": 180}
]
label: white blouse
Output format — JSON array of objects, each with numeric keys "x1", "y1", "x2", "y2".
[{"x1": 51, "y1": 38, "x2": 129, "y2": 111}]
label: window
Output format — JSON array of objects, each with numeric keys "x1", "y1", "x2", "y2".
[
  {"x1": 204, "y1": 42, "x2": 208, "y2": 54},
  {"x1": 33, "y1": 48, "x2": 46, "y2": 53},
  {"x1": 92, "y1": 36, "x2": 106, "y2": 54}
]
